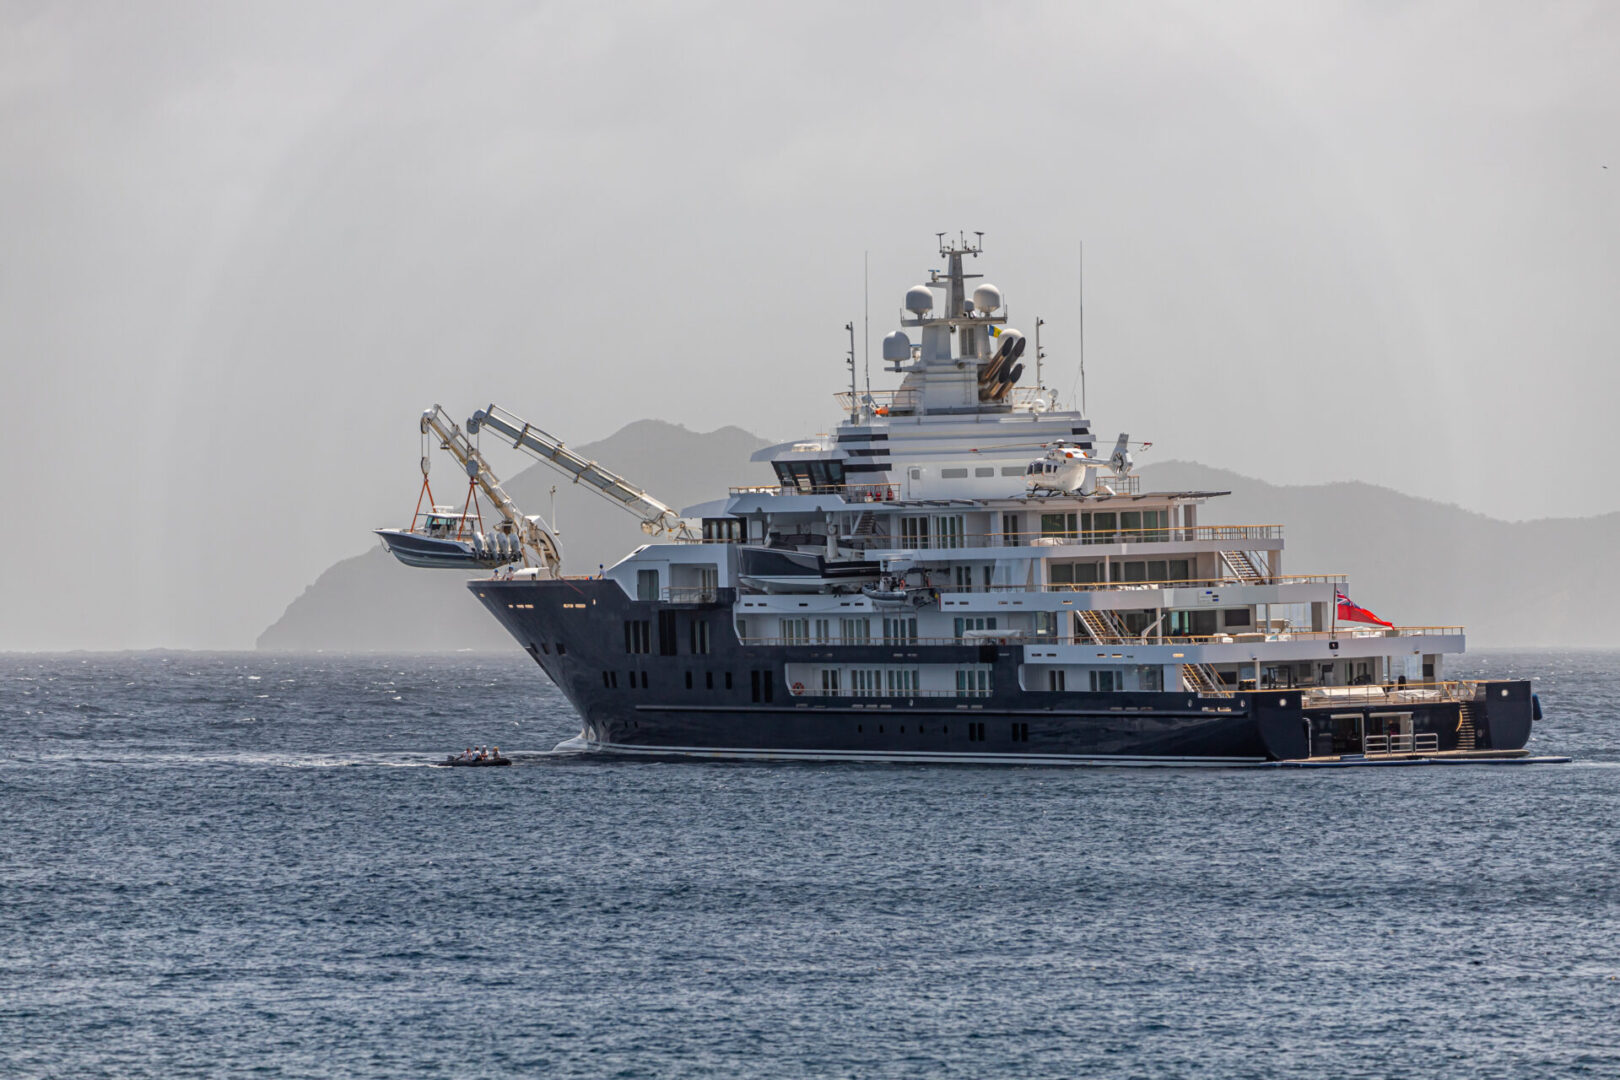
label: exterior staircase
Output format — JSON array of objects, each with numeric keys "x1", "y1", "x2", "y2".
[
  {"x1": 1456, "y1": 703, "x2": 1478, "y2": 751},
  {"x1": 1076, "y1": 608, "x2": 1130, "y2": 644},
  {"x1": 1220, "y1": 550, "x2": 1265, "y2": 582},
  {"x1": 1181, "y1": 663, "x2": 1228, "y2": 696}
]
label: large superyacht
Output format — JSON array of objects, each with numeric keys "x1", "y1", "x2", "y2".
[{"x1": 386, "y1": 235, "x2": 1542, "y2": 764}]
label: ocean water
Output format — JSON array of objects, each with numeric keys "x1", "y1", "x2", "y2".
[{"x1": 2, "y1": 649, "x2": 1617, "y2": 1079}]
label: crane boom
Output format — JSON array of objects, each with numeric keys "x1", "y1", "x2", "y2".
[
  {"x1": 468, "y1": 405, "x2": 693, "y2": 538},
  {"x1": 419, "y1": 406, "x2": 562, "y2": 573}
]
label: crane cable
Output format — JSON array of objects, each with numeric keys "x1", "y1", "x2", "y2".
[{"x1": 410, "y1": 426, "x2": 436, "y2": 531}]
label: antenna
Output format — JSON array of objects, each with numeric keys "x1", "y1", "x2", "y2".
[
  {"x1": 1035, "y1": 317, "x2": 1045, "y2": 390},
  {"x1": 845, "y1": 321, "x2": 858, "y2": 421},
  {"x1": 863, "y1": 251, "x2": 871, "y2": 397},
  {"x1": 1075, "y1": 239, "x2": 1088, "y2": 416}
]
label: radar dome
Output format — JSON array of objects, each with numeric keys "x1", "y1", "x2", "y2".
[
  {"x1": 904, "y1": 285, "x2": 934, "y2": 315},
  {"x1": 972, "y1": 284, "x2": 1003, "y2": 314},
  {"x1": 882, "y1": 330, "x2": 912, "y2": 362}
]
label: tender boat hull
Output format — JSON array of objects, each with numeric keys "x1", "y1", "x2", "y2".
[{"x1": 376, "y1": 529, "x2": 509, "y2": 570}]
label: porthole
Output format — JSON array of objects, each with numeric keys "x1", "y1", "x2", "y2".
[
  {"x1": 1500, "y1": 688, "x2": 1509, "y2": 698},
  {"x1": 1278, "y1": 697, "x2": 1289, "y2": 707}
]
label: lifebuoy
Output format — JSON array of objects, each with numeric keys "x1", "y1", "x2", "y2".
[{"x1": 791, "y1": 681, "x2": 805, "y2": 696}]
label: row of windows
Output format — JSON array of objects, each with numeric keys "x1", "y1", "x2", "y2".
[
  {"x1": 1050, "y1": 559, "x2": 1193, "y2": 585},
  {"x1": 625, "y1": 616, "x2": 711, "y2": 655},
  {"x1": 852, "y1": 720, "x2": 1031, "y2": 742},
  {"x1": 953, "y1": 616, "x2": 998, "y2": 641},
  {"x1": 1040, "y1": 509, "x2": 1171, "y2": 542},
  {"x1": 1041, "y1": 667, "x2": 1165, "y2": 692},
  {"x1": 605, "y1": 669, "x2": 740, "y2": 692},
  {"x1": 899, "y1": 514, "x2": 966, "y2": 549},
  {"x1": 602, "y1": 670, "x2": 651, "y2": 689},
  {"x1": 814, "y1": 668, "x2": 924, "y2": 695},
  {"x1": 683, "y1": 671, "x2": 732, "y2": 690},
  {"x1": 778, "y1": 616, "x2": 919, "y2": 644},
  {"x1": 812, "y1": 667, "x2": 992, "y2": 696}
]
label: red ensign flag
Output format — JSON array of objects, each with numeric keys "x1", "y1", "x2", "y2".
[{"x1": 1336, "y1": 590, "x2": 1393, "y2": 627}]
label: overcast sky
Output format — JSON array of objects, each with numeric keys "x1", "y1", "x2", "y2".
[{"x1": 2, "y1": 1, "x2": 1616, "y2": 649}]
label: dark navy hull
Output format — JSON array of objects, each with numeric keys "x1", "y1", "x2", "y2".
[{"x1": 469, "y1": 578, "x2": 1535, "y2": 764}]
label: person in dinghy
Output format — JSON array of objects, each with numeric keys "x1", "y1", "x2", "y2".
[{"x1": 437, "y1": 744, "x2": 511, "y2": 767}]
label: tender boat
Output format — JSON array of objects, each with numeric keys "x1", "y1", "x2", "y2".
[{"x1": 436, "y1": 753, "x2": 511, "y2": 767}]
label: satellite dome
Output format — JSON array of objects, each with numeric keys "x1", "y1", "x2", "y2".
[
  {"x1": 882, "y1": 330, "x2": 912, "y2": 362},
  {"x1": 972, "y1": 284, "x2": 1003, "y2": 314},
  {"x1": 904, "y1": 285, "x2": 934, "y2": 315}
]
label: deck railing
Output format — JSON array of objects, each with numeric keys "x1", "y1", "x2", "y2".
[
  {"x1": 738, "y1": 626, "x2": 1462, "y2": 649},
  {"x1": 729, "y1": 481, "x2": 901, "y2": 501},
  {"x1": 1295, "y1": 681, "x2": 1479, "y2": 706},
  {"x1": 1363, "y1": 732, "x2": 1441, "y2": 755},
  {"x1": 788, "y1": 687, "x2": 993, "y2": 700},
  {"x1": 937, "y1": 573, "x2": 1345, "y2": 593},
  {"x1": 660, "y1": 587, "x2": 731, "y2": 604}
]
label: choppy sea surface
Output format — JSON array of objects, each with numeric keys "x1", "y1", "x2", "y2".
[{"x1": 2, "y1": 649, "x2": 1617, "y2": 1079}]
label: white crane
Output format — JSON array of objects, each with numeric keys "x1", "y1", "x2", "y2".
[
  {"x1": 468, "y1": 405, "x2": 697, "y2": 540},
  {"x1": 414, "y1": 405, "x2": 563, "y2": 573}
]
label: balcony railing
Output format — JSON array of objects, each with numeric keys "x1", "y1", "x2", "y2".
[
  {"x1": 871, "y1": 524, "x2": 1283, "y2": 550},
  {"x1": 938, "y1": 574, "x2": 1344, "y2": 593},
  {"x1": 1294, "y1": 681, "x2": 1481, "y2": 706},
  {"x1": 661, "y1": 587, "x2": 732, "y2": 604},
  {"x1": 832, "y1": 389, "x2": 920, "y2": 415},
  {"x1": 739, "y1": 626, "x2": 1461, "y2": 649},
  {"x1": 729, "y1": 481, "x2": 901, "y2": 501}
]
